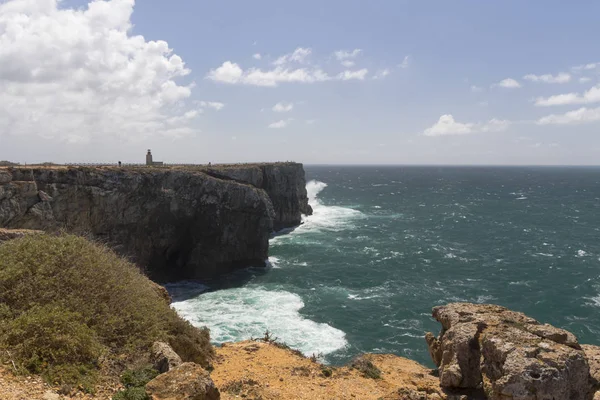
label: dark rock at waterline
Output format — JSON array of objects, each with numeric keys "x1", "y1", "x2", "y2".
[{"x1": 0, "y1": 163, "x2": 311, "y2": 281}]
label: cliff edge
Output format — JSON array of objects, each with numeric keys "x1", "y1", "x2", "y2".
[{"x1": 0, "y1": 163, "x2": 311, "y2": 281}]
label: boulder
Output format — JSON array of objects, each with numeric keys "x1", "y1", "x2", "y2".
[
  {"x1": 146, "y1": 362, "x2": 220, "y2": 400},
  {"x1": 426, "y1": 303, "x2": 594, "y2": 399},
  {"x1": 584, "y1": 344, "x2": 600, "y2": 396},
  {"x1": 151, "y1": 341, "x2": 182, "y2": 373}
]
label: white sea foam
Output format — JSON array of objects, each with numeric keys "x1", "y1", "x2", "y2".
[
  {"x1": 266, "y1": 256, "x2": 281, "y2": 268},
  {"x1": 577, "y1": 250, "x2": 588, "y2": 257},
  {"x1": 170, "y1": 285, "x2": 348, "y2": 356},
  {"x1": 273, "y1": 181, "x2": 363, "y2": 243}
]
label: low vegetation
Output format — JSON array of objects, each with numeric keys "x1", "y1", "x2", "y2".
[
  {"x1": 0, "y1": 234, "x2": 213, "y2": 390},
  {"x1": 351, "y1": 356, "x2": 382, "y2": 379}
]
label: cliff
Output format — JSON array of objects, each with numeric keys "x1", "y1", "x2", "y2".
[{"x1": 0, "y1": 163, "x2": 311, "y2": 281}]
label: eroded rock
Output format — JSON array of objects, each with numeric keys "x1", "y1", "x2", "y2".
[
  {"x1": 426, "y1": 303, "x2": 594, "y2": 399},
  {"x1": 146, "y1": 362, "x2": 220, "y2": 400},
  {"x1": 151, "y1": 341, "x2": 182, "y2": 373}
]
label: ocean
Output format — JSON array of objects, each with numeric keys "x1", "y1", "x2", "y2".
[{"x1": 166, "y1": 166, "x2": 600, "y2": 367}]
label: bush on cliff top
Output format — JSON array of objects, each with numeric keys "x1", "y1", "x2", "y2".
[{"x1": 0, "y1": 234, "x2": 213, "y2": 387}]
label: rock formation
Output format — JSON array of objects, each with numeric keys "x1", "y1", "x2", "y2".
[
  {"x1": 0, "y1": 164, "x2": 311, "y2": 281},
  {"x1": 146, "y1": 362, "x2": 220, "y2": 400},
  {"x1": 426, "y1": 303, "x2": 595, "y2": 399}
]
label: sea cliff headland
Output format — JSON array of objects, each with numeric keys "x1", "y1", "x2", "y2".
[{"x1": 0, "y1": 163, "x2": 311, "y2": 281}]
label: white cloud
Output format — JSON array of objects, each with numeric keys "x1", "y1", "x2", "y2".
[
  {"x1": 253, "y1": 53, "x2": 262, "y2": 60},
  {"x1": 268, "y1": 119, "x2": 292, "y2": 129},
  {"x1": 572, "y1": 62, "x2": 599, "y2": 72},
  {"x1": 206, "y1": 61, "x2": 243, "y2": 84},
  {"x1": 399, "y1": 55, "x2": 410, "y2": 69},
  {"x1": 523, "y1": 73, "x2": 571, "y2": 84},
  {"x1": 423, "y1": 114, "x2": 510, "y2": 136},
  {"x1": 537, "y1": 107, "x2": 600, "y2": 125},
  {"x1": 272, "y1": 102, "x2": 293, "y2": 113},
  {"x1": 341, "y1": 60, "x2": 355, "y2": 68},
  {"x1": 0, "y1": 0, "x2": 197, "y2": 143},
  {"x1": 274, "y1": 47, "x2": 311, "y2": 66},
  {"x1": 334, "y1": 49, "x2": 362, "y2": 61},
  {"x1": 534, "y1": 85, "x2": 600, "y2": 106},
  {"x1": 471, "y1": 85, "x2": 483, "y2": 93},
  {"x1": 199, "y1": 101, "x2": 225, "y2": 111},
  {"x1": 338, "y1": 69, "x2": 369, "y2": 81},
  {"x1": 207, "y1": 62, "x2": 331, "y2": 87},
  {"x1": 373, "y1": 69, "x2": 391, "y2": 80},
  {"x1": 580, "y1": 77, "x2": 592, "y2": 83},
  {"x1": 492, "y1": 78, "x2": 522, "y2": 88}
]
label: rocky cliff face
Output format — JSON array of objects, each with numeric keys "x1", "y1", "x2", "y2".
[
  {"x1": 0, "y1": 163, "x2": 311, "y2": 281},
  {"x1": 203, "y1": 164, "x2": 312, "y2": 231}
]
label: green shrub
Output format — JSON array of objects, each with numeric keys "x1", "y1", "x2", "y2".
[
  {"x1": 0, "y1": 234, "x2": 213, "y2": 388},
  {"x1": 112, "y1": 387, "x2": 150, "y2": 400},
  {"x1": 120, "y1": 366, "x2": 159, "y2": 388}
]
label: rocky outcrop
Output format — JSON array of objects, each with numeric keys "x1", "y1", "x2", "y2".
[
  {"x1": 146, "y1": 362, "x2": 220, "y2": 400},
  {"x1": 426, "y1": 303, "x2": 594, "y2": 399},
  {"x1": 151, "y1": 342, "x2": 183, "y2": 373},
  {"x1": 0, "y1": 164, "x2": 311, "y2": 281},
  {"x1": 204, "y1": 164, "x2": 312, "y2": 231},
  {"x1": 584, "y1": 345, "x2": 600, "y2": 399}
]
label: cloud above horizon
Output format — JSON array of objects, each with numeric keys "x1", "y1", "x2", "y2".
[
  {"x1": 0, "y1": 0, "x2": 197, "y2": 143},
  {"x1": 423, "y1": 115, "x2": 511, "y2": 136},
  {"x1": 535, "y1": 85, "x2": 600, "y2": 106},
  {"x1": 492, "y1": 78, "x2": 522, "y2": 89},
  {"x1": 207, "y1": 47, "x2": 375, "y2": 87}
]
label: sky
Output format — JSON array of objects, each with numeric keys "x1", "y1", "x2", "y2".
[{"x1": 1, "y1": 0, "x2": 600, "y2": 165}]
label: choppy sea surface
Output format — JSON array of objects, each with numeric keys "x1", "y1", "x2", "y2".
[{"x1": 167, "y1": 166, "x2": 600, "y2": 367}]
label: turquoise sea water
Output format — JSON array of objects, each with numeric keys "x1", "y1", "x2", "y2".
[{"x1": 167, "y1": 166, "x2": 600, "y2": 367}]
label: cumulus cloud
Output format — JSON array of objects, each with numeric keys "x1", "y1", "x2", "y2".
[
  {"x1": 337, "y1": 69, "x2": 369, "y2": 81},
  {"x1": 523, "y1": 73, "x2": 571, "y2": 84},
  {"x1": 198, "y1": 101, "x2": 225, "y2": 111},
  {"x1": 207, "y1": 62, "x2": 331, "y2": 87},
  {"x1": 423, "y1": 115, "x2": 510, "y2": 136},
  {"x1": 492, "y1": 78, "x2": 522, "y2": 88},
  {"x1": 268, "y1": 119, "x2": 292, "y2": 129},
  {"x1": 334, "y1": 49, "x2": 362, "y2": 61},
  {"x1": 272, "y1": 102, "x2": 293, "y2": 112},
  {"x1": 0, "y1": 0, "x2": 197, "y2": 143},
  {"x1": 580, "y1": 77, "x2": 592, "y2": 83},
  {"x1": 341, "y1": 60, "x2": 355, "y2": 68},
  {"x1": 535, "y1": 85, "x2": 600, "y2": 106},
  {"x1": 253, "y1": 53, "x2": 262, "y2": 60},
  {"x1": 537, "y1": 107, "x2": 600, "y2": 125}
]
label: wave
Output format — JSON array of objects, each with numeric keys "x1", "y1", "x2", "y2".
[
  {"x1": 297, "y1": 180, "x2": 364, "y2": 233},
  {"x1": 169, "y1": 284, "x2": 348, "y2": 356}
]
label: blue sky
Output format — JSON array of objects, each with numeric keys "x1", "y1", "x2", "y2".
[{"x1": 1, "y1": 0, "x2": 600, "y2": 164}]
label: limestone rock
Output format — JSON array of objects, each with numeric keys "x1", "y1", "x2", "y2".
[
  {"x1": 583, "y1": 344, "x2": 600, "y2": 394},
  {"x1": 151, "y1": 341, "x2": 182, "y2": 373},
  {"x1": 146, "y1": 362, "x2": 220, "y2": 400},
  {"x1": 0, "y1": 164, "x2": 310, "y2": 280},
  {"x1": 426, "y1": 303, "x2": 594, "y2": 399}
]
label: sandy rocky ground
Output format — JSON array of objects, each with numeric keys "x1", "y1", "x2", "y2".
[{"x1": 0, "y1": 340, "x2": 444, "y2": 400}]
